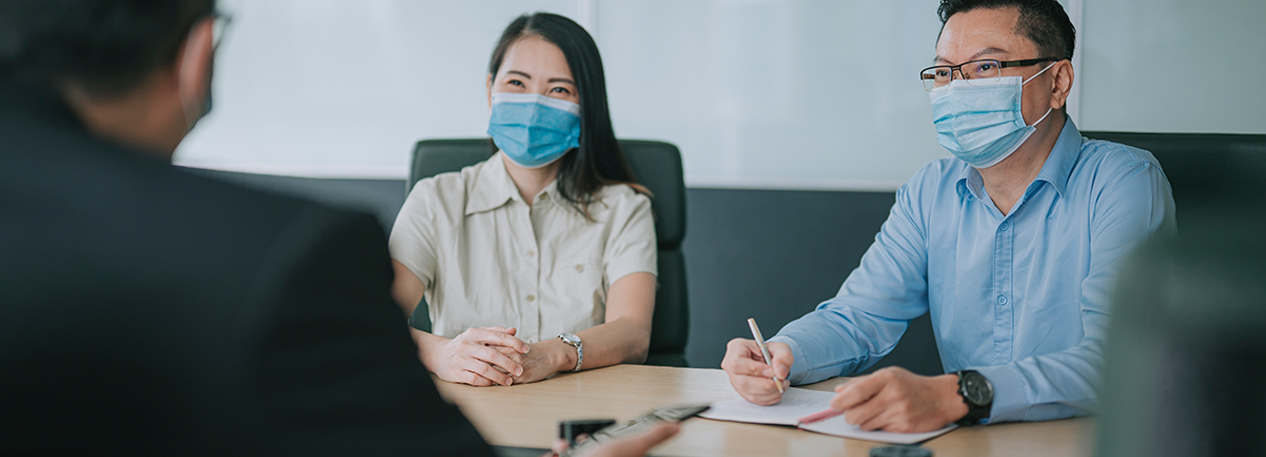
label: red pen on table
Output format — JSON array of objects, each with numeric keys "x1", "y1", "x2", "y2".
[{"x1": 798, "y1": 408, "x2": 845, "y2": 424}]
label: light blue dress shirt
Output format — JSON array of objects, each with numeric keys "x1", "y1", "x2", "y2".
[{"x1": 768, "y1": 119, "x2": 1175, "y2": 423}]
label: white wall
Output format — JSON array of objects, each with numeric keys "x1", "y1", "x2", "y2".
[
  {"x1": 176, "y1": 0, "x2": 581, "y2": 177},
  {"x1": 176, "y1": 0, "x2": 1266, "y2": 190},
  {"x1": 1079, "y1": 0, "x2": 1266, "y2": 134},
  {"x1": 594, "y1": 0, "x2": 944, "y2": 190}
]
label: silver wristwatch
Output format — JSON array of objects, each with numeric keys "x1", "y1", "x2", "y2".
[{"x1": 557, "y1": 332, "x2": 583, "y2": 372}]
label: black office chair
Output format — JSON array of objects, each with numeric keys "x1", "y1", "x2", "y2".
[
  {"x1": 405, "y1": 139, "x2": 690, "y2": 367},
  {"x1": 1080, "y1": 131, "x2": 1266, "y2": 230}
]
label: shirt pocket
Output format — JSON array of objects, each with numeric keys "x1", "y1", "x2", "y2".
[
  {"x1": 552, "y1": 257, "x2": 605, "y2": 290},
  {"x1": 549, "y1": 257, "x2": 607, "y2": 326}
]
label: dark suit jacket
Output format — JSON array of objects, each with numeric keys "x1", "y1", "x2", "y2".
[{"x1": 0, "y1": 82, "x2": 494, "y2": 456}]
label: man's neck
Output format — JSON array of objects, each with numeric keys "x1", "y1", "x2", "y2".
[
  {"x1": 978, "y1": 113, "x2": 1066, "y2": 216},
  {"x1": 63, "y1": 82, "x2": 182, "y2": 160}
]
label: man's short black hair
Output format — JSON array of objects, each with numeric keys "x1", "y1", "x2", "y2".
[
  {"x1": 0, "y1": 0, "x2": 214, "y2": 97},
  {"x1": 937, "y1": 0, "x2": 1076, "y2": 61}
]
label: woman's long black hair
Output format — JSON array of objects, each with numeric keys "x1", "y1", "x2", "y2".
[{"x1": 487, "y1": 12, "x2": 647, "y2": 220}]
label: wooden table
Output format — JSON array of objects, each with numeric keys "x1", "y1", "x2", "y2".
[{"x1": 437, "y1": 365, "x2": 1093, "y2": 457}]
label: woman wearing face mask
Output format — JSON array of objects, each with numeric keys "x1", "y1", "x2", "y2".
[{"x1": 388, "y1": 13, "x2": 656, "y2": 387}]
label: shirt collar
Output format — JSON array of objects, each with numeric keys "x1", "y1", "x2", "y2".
[
  {"x1": 1031, "y1": 117, "x2": 1082, "y2": 198},
  {"x1": 465, "y1": 153, "x2": 517, "y2": 215},
  {"x1": 955, "y1": 117, "x2": 1083, "y2": 199},
  {"x1": 464, "y1": 152, "x2": 560, "y2": 215}
]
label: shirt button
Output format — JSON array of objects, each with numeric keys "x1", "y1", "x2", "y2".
[
  {"x1": 997, "y1": 295, "x2": 1008, "y2": 305},
  {"x1": 527, "y1": 250, "x2": 536, "y2": 258},
  {"x1": 526, "y1": 294, "x2": 536, "y2": 302},
  {"x1": 539, "y1": 194, "x2": 548, "y2": 201},
  {"x1": 1000, "y1": 222, "x2": 1010, "y2": 231},
  {"x1": 575, "y1": 264, "x2": 584, "y2": 273}
]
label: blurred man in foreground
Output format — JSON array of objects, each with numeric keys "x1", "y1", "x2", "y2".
[{"x1": 0, "y1": 0, "x2": 673, "y2": 454}]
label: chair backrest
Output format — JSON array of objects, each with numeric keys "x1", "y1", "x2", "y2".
[
  {"x1": 407, "y1": 139, "x2": 689, "y2": 366},
  {"x1": 1081, "y1": 131, "x2": 1266, "y2": 230}
]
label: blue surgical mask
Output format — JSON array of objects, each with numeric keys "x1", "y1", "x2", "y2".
[
  {"x1": 487, "y1": 92, "x2": 581, "y2": 168},
  {"x1": 929, "y1": 63, "x2": 1055, "y2": 168}
]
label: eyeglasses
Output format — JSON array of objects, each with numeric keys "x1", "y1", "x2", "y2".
[
  {"x1": 919, "y1": 58, "x2": 1059, "y2": 91},
  {"x1": 210, "y1": 12, "x2": 233, "y2": 50}
]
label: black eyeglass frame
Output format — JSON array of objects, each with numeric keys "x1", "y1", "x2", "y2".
[
  {"x1": 919, "y1": 57, "x2": 1061, "y2": 90},
  {"x1": 207, "y1": 11, "x2": 233, "y2": 51}
]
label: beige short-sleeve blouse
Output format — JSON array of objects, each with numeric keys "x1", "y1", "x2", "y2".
[{"x1": 388, "y1": 153, "x2": 658, "y2": 343}]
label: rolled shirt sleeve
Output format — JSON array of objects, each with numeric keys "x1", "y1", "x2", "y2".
[
  {"x1": 602, "y1": 188, "x2": 658, "y2": 286},
  {"x1": 388, "y1": 181, "x2": 441, "y2": 289}
]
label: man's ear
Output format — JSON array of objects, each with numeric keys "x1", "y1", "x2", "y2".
[
  {"x1": 175, "y1": 18, "x2": 214, "y2": 115},
  {"x1": 1049, "y1": 60, "x2": 1075, "y2": 110}
]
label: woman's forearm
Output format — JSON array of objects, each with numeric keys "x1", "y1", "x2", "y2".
[
  {"x1": 563, "y1": 272, "x2": 658, "y2": 370},
  {"x1": 409, "y1": 327, "x2": 449, "y2": 369},
  {"x1": 390, "y1": 260, "x2": 426, "y2": 316},
  {"x1": 572, "y1": 317, "x2": 652, "y2": 368}
]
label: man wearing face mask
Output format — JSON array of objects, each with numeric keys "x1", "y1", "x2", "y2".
[
  {"x1": 721, "y1": 0, "x2": 1175, "y2": 433},
  {"x1": 0, "y1": 1, "x2": 676, "y2": 455}
]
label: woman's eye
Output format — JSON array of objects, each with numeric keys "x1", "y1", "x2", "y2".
[
  {"x1": 507, "y1": 80, "x2": 524, "y2": 87},
  {"x1": 551, "y1": 87, "x2": 571, "y2": 94}
]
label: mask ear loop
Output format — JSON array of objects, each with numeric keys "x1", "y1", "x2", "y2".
[
  {"x1": 1029, "y1": 106, "x2": 1054, "y2": 128},
  {"x1": 1022, "y1": 61, "x2": 1058, "y2": 85},
  {"x1": 1022, "y1": 61, "x2": 1059, "y2": 127}
]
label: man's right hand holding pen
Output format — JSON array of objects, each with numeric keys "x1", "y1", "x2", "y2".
[{"x1": 720, "y1": 338, "x2": 794, "y2": 406}]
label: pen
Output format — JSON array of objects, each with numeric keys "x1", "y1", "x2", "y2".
[
  {"x1": 747, "y1": 317, "x2": 785, "y2": 394},
  {"x1": 798, "y1": 408, "x2": 844, "y2": 424}
]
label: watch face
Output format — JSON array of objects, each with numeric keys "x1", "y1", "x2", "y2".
[{"x1": 962, "y1": 372, "x2": 994, "y2": 405}]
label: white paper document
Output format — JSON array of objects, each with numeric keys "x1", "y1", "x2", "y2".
[{"x1": 699, "y1": 387, "x2": 956, "y2": 445}]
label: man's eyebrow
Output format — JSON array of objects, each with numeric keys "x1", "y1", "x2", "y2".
[{"x1": 934, "y1": 47, "x2": 1009, "y2": 65}]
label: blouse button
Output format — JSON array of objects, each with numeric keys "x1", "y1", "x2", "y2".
[
  {"x1": 575, "y1": 265, "x2": 584, "y2": 273},
  {"x1": 526, "y1": 294, "x2": 536, "y2": 302}
]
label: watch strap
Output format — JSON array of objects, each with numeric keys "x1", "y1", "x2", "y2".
[{"x1": 558, "y1": 333, "x2": 583, "y2": 372}]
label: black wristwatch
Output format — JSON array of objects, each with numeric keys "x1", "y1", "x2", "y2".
[{"x1": 954, "y1": 370, "x2": 993, "y2": 426}]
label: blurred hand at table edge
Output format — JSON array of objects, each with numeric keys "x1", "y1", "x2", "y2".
[{"x1": 547, "y1": 423, "x2": 681, "y2": 457}]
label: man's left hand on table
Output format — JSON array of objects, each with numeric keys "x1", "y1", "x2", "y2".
[{"x1": 829, "y1": 367, "x2": 969, "y2": 433}]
